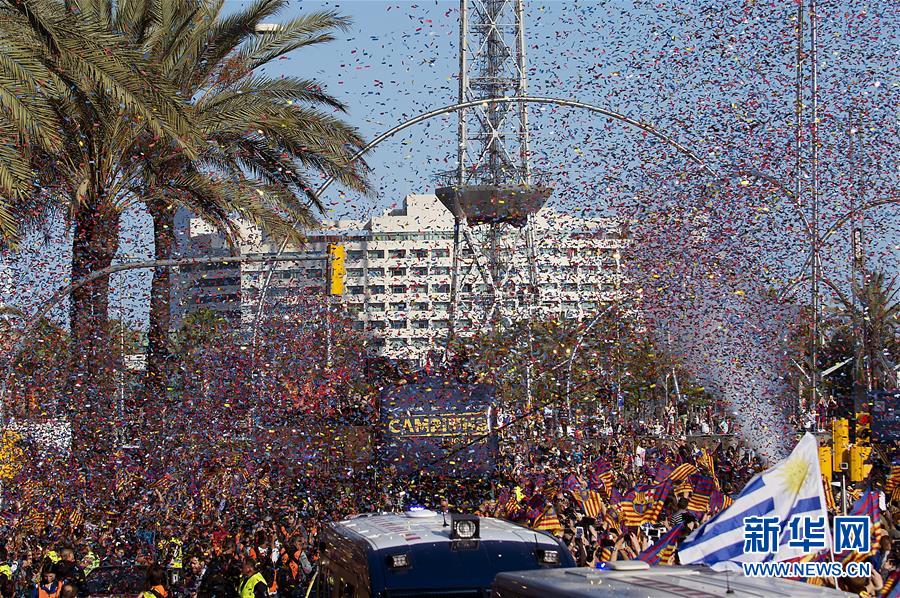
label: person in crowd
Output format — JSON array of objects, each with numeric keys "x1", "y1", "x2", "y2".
[
  {"x1": 32, "y1": 561, "x2": 62, "y2": 598},
  {"x1": 237, "y1": 558, "x2": 268, "y2": 598},
  {"x1": 198, "y1": 539, "x2": 240, "y2": 598},
  {"x1": 183, "y1": 554, "x2": 207, "y2": 598},
  {"x1": 140, "y1": 565, "x2": 170, "y2": 598},
  {"x1": 51, "y1": 549, "x2": 83, "y2": 591},
  {"x1": 0, "y1": 547, "x2": 14, "y2": 598}
]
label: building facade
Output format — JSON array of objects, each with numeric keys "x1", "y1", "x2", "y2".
[{"x1": 174, "y1": 194, "x2": 628, "y2": 362}]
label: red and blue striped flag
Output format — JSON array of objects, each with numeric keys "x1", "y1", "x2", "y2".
[{"x1": 638, "y1": 524, "x2": 684, "y2": 566}]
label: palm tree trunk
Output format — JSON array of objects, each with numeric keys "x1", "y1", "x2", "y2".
[
  {"x1": 68, "y1": 197, "x2": 119, "y2": 467},
  {"x1": 145, "y1": 198, "x2": 176, "y2": 425}
]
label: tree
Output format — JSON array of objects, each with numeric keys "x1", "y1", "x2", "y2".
[
  {"x1": 100, "y1": 0, "x2": 368, "y2": 402},
  {"x1": 1, "y1": 0, "x2": 201, "y2": 467},
  {"x1": 827, "y1": 271, "x2": 899, "y2": 390}
]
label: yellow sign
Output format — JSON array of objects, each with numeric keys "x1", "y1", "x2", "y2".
[
  {"x1": 386, "y1": 411, "x2": 489, "y2": 438},
  {"x1": 327, "y1": 244, "x2": 346, "y2": 296}
]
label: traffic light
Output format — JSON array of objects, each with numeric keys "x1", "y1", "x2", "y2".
[
  {"x1": 819, "y1": 446, "x2": 832, "y2": 482},
  {"x1": 832, "y1": 418, "x2": 849, "y2": 472},
  {"x1": 849, "y1": 445, "x2": 873, "y2": 483},
  {"x1": 326, "y1": 244, "x2": 346, "y2": 296}
]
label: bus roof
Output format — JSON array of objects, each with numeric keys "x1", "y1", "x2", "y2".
[
  {"x1": 333, "y1": 510, "x2": 562, "y2": 551},
  {"x1": 492, "y1": 565, "x2": 855, "y2": 597}
]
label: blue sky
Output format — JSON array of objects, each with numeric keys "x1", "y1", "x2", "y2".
[{"x1": 3, "y1": 0, "x2": 897, "y2": 328}]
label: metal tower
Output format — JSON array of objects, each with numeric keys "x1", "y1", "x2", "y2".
[{"x1": 438, "y1": 0, "x2": 550, "y2": 337}]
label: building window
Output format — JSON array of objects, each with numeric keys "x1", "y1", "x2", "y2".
[
  {"x1": 347, "y1": 250, "x2": 364, "y2": 261},
  {"x1": 347, "y1": 268, "x2": 364, "y2": 278},
  {"x1": 390, "y1": 302, "x2": 408, "y2": 311},
  {"x1": 433, "y1": 319, "x2": 449, "y2": 329},
  {"x1": 306, "y1": 268, "x2": 323, "y2": 279},
  {"x1": 389, "y1": 319, "x2": 406, "y2": 329},
  {"x1": 368, "y1": 285, "x2": 385, "y2": 295},
  {"x1": 367, "y1": 268, "x2": 385, "y2": 277},
  {"x1": 563, "y1": 283, "x2": 578, "y2": 292},
  {"x1": 370, "y1": 321, "x2": 386, "y2": 330},
  {"x1": 432, "y1": 284, "x2": 450, "y2": 293},
  {"x1": 389, "y1": 285, "x2": 405, "y2": 294},
  {"x1": 367, "y1": 302, "x2": 385, "y2": 311},
  {"x1": 409, "y1": 283, "x2": 428, "y2": 294},
  {"x1": 462, "y1": 284, "x2": 472, "y2": 293},
  {"x1": 388, "y1": 249, "x2": 406, "y2": 258},
  {"x1": 367, "y1": 250, "x2": 384, "y2": 259},
  {"x1": 433, "y1": 301, "x2": 450, "y2": 311},
  {"x1": 389, "y1": 267, "x2": 407, "y2": 276},
  {"x1": 432, "y1": 248, "x2": 450, "y2": 258},
  {"x1": 412, "y1": 320, "x2": 429, "y2": 329},
  {"x1": 412, "y1": 302, "x2": 429, "y2": 311},
  {"x1": 413, "y1": 249, "x2": 428, "y2": 259},
  {"x1": 432, "y1": 266, "x2": 450, "y2": 275},
  {"x1": 411, "y1": 266, "x2": 428, "y2": 276},
  {"x1": 347, "y1": 286, "x2": 364, "y2": 296}
]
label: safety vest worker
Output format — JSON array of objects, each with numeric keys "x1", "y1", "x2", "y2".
[
  {"x1": 83, "y1": 550, "x2": 100, "y2": 576},
  {"x1": 169, "y1": 539, "x2": 183, "y2": 569},
  {"x1": 36, "y1": 580, "x2": 62, "y2": 598},
  {"x1": 0, "y1": 562, "x2": 13, "y2": 598},
  {"x1": 238, "y1": 557, "x2": 268, "y2": 598}
]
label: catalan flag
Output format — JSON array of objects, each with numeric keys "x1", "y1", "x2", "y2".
[
  {"x1": 533, "y1": 505, "x2": 563, "y2": 534},
  {"x1": 69, "y1": 507, "x2": 84, "y2": 529},
  {"x1": 822, "y1": 475, "x2": 836, "y2": 512},
  {"x1": 572, "y1": 489, "x2": 605, "y2": 519},
  {"x1": 638, "y1": 524, "x2": 684, "y2": 566}
]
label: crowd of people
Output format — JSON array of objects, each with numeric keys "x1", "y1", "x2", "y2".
[{"x1": 1, "y1": 411, "x2": 898, "y2": 597}]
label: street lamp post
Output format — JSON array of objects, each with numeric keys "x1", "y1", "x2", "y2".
[{"x1": 563, "y1": 304, "x2": 617, "y2": 436}]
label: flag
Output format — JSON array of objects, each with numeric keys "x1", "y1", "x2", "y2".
[
  {"x1": 533, "y1": 505, "x2": 563, "y2": 534},
  {"x1": 698, "y1": 448, "x2": 721, "y2": 490},
  {"x1": 638, "y1": 524, "x2": 685, "y2": 566},
  {"x1": 886, "y1": 461, "x2": 900, "y2": 506},
  {"x1": 69, "y1": 507, "x2": 83, "y2": 530},
  {"x1": 687, "y1": 473, "x2": 716, "y2": 514},
  {"x1": 562, "y1": 473, "x2": 582, "y2": 492},
  {"x1": 839, "y1": 490, "x2": 881, "y2": 565},
  {"x1": 678, "y1": 433, "x2": 832, "y2": 571},
  {"x1": 589, "y1": 458, "x2": 613, "y2": 492},
  {"x1": 885, "y1": 462, "x2": 900, "y2": 494},
  {"x1": 668, "y1": 463, "x2": 699, "y2": 481},
  {"x1": 822, "y1": 476, "x2": 836, "y2": 512},
  {"x1": 573, "y1": 489, "x2": 604, "y2": 519},
  {"x1": 882, "y1": 570, "x2": 900, "y2": 598}
]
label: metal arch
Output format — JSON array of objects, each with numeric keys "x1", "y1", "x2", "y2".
[
  {"x1": 776, "y1": 196, "x2": 900, "y2": 302},
  {"x1": 250, "y1": 95, "x2": 721, "y2": 356}
]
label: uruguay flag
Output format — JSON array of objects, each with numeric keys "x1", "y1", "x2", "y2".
[{"x1": 678, "y1": 433, "x2": 832, "y2": 571}]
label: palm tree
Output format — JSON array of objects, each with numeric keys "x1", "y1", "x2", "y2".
[
  {"x1": 97, "y1": 0, "x2": 368, "y2": 401},
  {"x1": 1, "y1": 0, "x2": 202, "y2": 469},
  {"x1": 827, "y1": 271, "x2": 899, "y2": 390},
  {"x1": 0, "y1": 0, "x2": 193, "y2": 242}
]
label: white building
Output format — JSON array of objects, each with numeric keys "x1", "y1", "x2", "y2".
[{"x1": 174, "y1": 194, "x2": 628, "y2": 362}]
